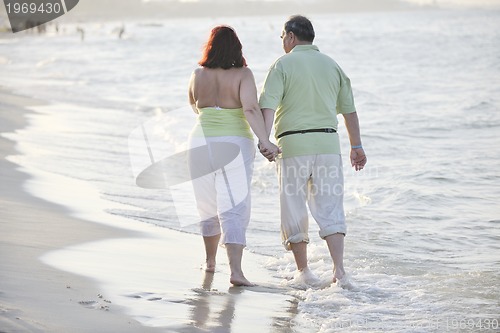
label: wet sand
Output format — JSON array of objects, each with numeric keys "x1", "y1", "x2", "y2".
[{"x1": 0, "y1": 87, "x2": 300, "y2": 332}]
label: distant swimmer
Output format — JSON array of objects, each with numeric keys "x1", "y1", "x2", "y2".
[
  {"x1": 76, "y1": 26, "x2": 84, "y2": 41},
  {"x1": 118, "y1": 25, "x2": 125, "y2": 39},
  {"x1": 112, "y1": 24, "x2": 125, "y2": 39}
]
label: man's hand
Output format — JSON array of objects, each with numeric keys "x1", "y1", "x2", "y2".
[
  {"x1": 350, "y1": 147, "x2": 367, "y2": 171},
  {"x1": 258, "y1": 141, "x2": 281, "y2": 162}
]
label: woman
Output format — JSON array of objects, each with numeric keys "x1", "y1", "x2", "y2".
[{"x1": 188, "y1": 26, "x2": 278, "y2": 286}]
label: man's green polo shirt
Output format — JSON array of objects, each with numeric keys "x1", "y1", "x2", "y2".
[{"x1": 259, "y1": 44, "x2": 356, "y2": 158}]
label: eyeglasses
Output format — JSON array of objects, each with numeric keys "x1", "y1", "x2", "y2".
[{"x1": 280, "y1": 31, "x2": 293, "y2": 39}]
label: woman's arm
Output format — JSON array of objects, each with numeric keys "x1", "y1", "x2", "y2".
[
  {"x1": 240, "y1": 69, "x2": 279, "y2": 160},
  {"x1": 188, "y1": 71, "x2": 198, "y2": 114}
]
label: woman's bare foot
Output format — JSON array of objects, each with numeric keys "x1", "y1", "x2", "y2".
[
  {"x1": 203, "y1": 259, "x2": 216, "y2": 273},
  {"x1": 230, "y1": 273, "x2": 255, "y2": 287},
  {"x1": 202, "y1": 234, "x2": 220, "y2": 273}
]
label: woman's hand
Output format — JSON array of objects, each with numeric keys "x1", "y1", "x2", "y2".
[{"x1": 258, "y1": 140, "x2": 280, "y2": 162}]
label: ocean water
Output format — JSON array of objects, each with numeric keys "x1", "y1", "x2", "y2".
[{"x1": 1, "y1": 8, "x2": 499, "y2": 332}]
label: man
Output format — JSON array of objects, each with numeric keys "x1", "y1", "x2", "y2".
[{"x1": 259, "y1": 15, "x2": 366, "y2": 287}]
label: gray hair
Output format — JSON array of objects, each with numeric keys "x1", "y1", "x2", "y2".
[{"x1": 284, "y1": 15, "x2": 315, "y2": 42}]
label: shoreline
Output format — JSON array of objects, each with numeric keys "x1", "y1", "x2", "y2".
[
  {"x1": 0, "y1": 87, "x2": 166, "y2": 332},
  {"x1": 0, "y1": 86, "x2": 304, "y2": 332},
  {"x1": 0, "y1": 0, "x2": 427, "y2": 32}
]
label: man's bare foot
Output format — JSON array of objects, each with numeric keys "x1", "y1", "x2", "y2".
[
  {"x1": 295, "y1": 267, "x2": 322, "y2": 287},
  {"x1": 332, "y1": 268, "x2": 345, "y2": 283},
  {"x1": 333, "y1": 269, "x2": 354, "y2": 290},
  {"x1": 230, "y1": 273, "x2": 255, "y2": 287}
]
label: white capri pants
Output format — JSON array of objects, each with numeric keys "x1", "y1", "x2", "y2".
[
  {"x1": 188, "y1": 135, "x2": 255, "y2": 246},
  {"x1": 277, "y1": 154, "x2": 347, "y2": 250}
]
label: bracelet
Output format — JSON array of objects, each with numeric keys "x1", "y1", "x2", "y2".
[{"x1": 351, "y1": 145, "x2": 363, "y2": 149}]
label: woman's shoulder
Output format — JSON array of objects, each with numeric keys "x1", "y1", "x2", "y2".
[
  {"x1": 221, "y1": 67, "x2": 254, "y2": 80},
  {"x1": 237, "y1": 66, "x2": 255, "y2": 78},
  {"x1": 192, "y1": 67, "x2": 204, "y2": 75},
  {"x1": 193, "y1": 66, "x2": 254, "y2": 81}
]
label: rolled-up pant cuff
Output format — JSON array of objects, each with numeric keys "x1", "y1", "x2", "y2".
[
  {"x1": 319, "y1": 225, "x2": 347, "y2": 239},
  {"x1": 282, "y1": 233, "x2": 310, "y2": 251}
]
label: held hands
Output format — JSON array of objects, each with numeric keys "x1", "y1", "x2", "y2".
[
  {"x1": 259, "y1": 141, "x2": 365, "y2": 167},
  {"x1": 350, "y1": 147, "x2": 367, "y2": 171},
  {"x1": 258, "y1": 140, "x2": 281, "y2": 162}
]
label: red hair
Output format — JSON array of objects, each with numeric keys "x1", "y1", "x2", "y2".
[{"x1": 199, "y1": 26, "x2": 247, "y2": 69}]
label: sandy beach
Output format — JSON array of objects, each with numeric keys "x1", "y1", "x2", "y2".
[
  {"x1": 0, "y1": 87, "x2": 300, "y2": 332},
  {"x1": 0, "y1": 88, "x2": 168, "y2": 332}
]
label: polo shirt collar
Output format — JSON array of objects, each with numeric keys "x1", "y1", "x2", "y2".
[{"x1": 291, "y1": 44, "x2": 319, "y2": 52}]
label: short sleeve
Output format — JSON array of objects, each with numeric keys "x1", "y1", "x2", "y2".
[
  {"x1": 336, "y1": 68, "x2": 356, "y2": 115},
  {"x1": 259, "y1": 61, "x2": 285, "y2": 111}
]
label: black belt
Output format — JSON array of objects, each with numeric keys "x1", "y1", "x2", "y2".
[{"x1": 277, "y1": 128, "x2": 337, "y2": 139}]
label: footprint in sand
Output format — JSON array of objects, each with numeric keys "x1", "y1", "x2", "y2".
[{"x1": 78, "y1": 300, "x2": 109, "y2": 311}]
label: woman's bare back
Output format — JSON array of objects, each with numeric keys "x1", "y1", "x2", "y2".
[{"x1": 190, "y1": 67, "x2": 249, "y2": 110}]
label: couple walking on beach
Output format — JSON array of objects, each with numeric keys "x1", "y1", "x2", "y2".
[{"x1": 188, "y1": 15, "x2": 367, "y2": 287}]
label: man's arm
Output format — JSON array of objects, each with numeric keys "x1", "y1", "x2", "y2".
[
  {"x1": 343, "y1": 112, "x2": 367, "y2": 171},
  {"x1": 261, "y1": 108, "x2": 275, "y2": 138},
  {"x1": 259, "y1": 108, "x2": 279, "y2": 161},
  {"x1": 240, "y1": 70, "x2": 279, "y2": 161},
  {"x1": 258, "y1": 62, "x2": 283, "y2": 161}
]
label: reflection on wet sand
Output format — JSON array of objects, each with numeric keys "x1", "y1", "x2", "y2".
[{"x1": 181, "y1": 271, "x2": 301, "y2": 333}]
